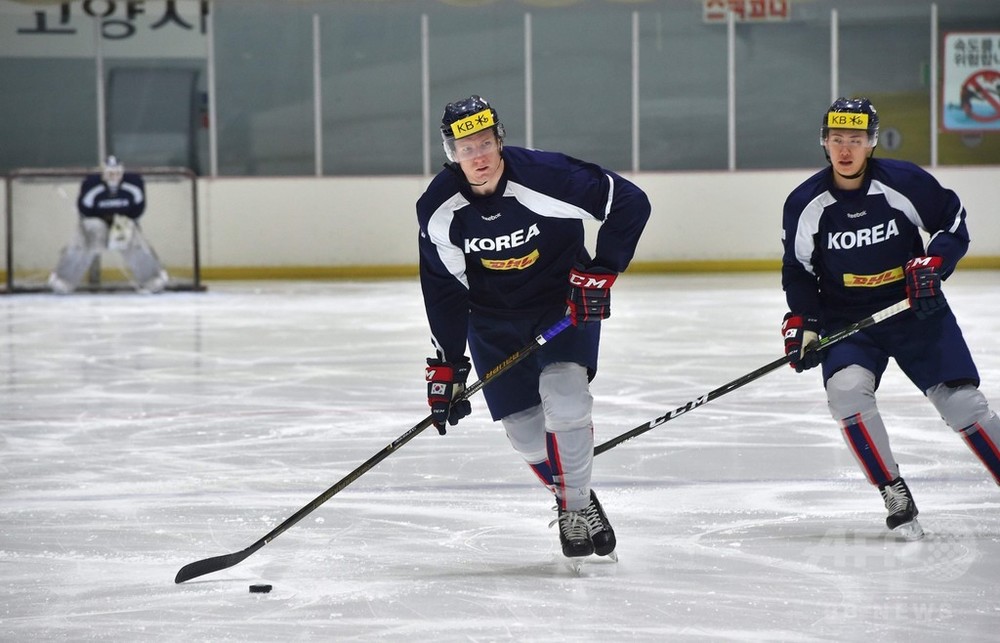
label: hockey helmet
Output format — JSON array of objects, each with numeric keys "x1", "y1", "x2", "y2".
[
  {"x1": 102, "y1": 155, "x2": 124, "y2": 190},
  {"x1": 440, "y1": 95, "x2": 505, "y2": 162},
  {"x1": 821, "y1": 97, "x2": 879, "y2": 148}
]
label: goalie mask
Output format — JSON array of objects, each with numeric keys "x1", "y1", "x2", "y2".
[
  {"x1": 102, "y1": 155, "x2": 124, "y2": 192},
  {"x1": 821, "y1": 97, "x2": 879, "y2": 148},
  {"x1": 440, "y1": 95, "x2": 505, "y2": 163}
]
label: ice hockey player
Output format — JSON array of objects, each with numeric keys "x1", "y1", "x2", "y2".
[
  {"x1": 48, "y1": 155, "x2": 169, "y2": 294},
  {"x1": 416, "y1": 95, "x2": 650, "y2": 559},
  {"x1": 780, "y1": 97, "x2": 1000, "y2": 539}
]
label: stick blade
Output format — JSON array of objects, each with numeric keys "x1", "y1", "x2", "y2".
[{"x1": 174, "y1": 545, "x2": 259, "y2": 584}]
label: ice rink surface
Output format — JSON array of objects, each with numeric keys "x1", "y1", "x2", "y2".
[{"x1": 2, "y1": 271, "x2": 999, "y2": 642}]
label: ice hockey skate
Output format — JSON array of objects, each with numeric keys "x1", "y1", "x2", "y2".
[
  {"x1": 879, "y1": 477, "x2": 924, "y2": 540},
  {"x1": 582, "y1": 490, "x2": 618, "y2": 560},
  {"x1": 551, "y1": 505, "x2": 594, "y2": 560}
]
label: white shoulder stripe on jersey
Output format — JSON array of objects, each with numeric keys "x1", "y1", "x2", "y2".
[
  {"x1": 122, "y1": 182, "x2": 144, "y2": 204},
  {"x1": 80, "y1": 184, "x2": 104, "y2": 209},
  {"x1": 427, "y1": 192, "x2": 471, "y2": 289},
  {"x1": 794, "y1": 191, "x2": 838, "y2": 276},
  {"x1": 927, "y1": 198, "x2": 966, "y2": 247},
  {"x1": 945, "y1": 199, "x2": 965, "y2": 234},
  {"x1": 870, "y1": 179, "x2": 966, "y2": 247},
  {"x1": 869, "y1": 180, "x2": 922, "y2": 229},
  {"x1": 504, "y1": 180, "x2": 597, "y2": 221},
  {"x1": 603, "y1": 173, "x2": 614, "y2": 218}
]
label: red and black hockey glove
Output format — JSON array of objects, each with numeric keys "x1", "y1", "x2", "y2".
[
  {"x1": 904, "y1": 256, "x2": 947, "y2": 320},
  {"x1": 566, "y1": 264, "x2": 618, "y2": 326},
  {"x1": 781, "y1": 312, "x2": 822, "y2": 373},
  {"x1": 425, "y1": 356, "x2": 472, "y2": 435}
]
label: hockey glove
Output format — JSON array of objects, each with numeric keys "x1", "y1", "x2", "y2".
[
  {"x1": 425, "y1": 356, "x2": 472, "y2": 435},
  {"x1": 904, "y1": 256, "x2": 947, "y2": 320},
  {"x1": 566, "y1": 264, "x2": 618, "y2": 326},
  {"x1": 781, "y1": 312, "x2": 822, "y2": 373}
]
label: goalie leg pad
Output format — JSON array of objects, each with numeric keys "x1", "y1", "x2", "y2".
[
  {"x1": 927, "y1": 383, "x2": 1000, "y2": 484},
  {"x1": 81, "y1": 216, "x2": 110, "y2": 250},
  {"x1": 827, "y1": 365, "x2": 898, "y2": 486},
  {"x1": 50, "y1": 218, "x2": 108, "y2": 291},
  {"x1": 118, "y1": 225, "x2": 168, "y2": 292}
]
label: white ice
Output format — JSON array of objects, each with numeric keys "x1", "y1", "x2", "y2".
[{"x1": 2, "y1": 272, "x2": 999, "y2": 642}]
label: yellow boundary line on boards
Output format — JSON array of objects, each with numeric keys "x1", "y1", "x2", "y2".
[
  {"x1": 197, "y1": 256, "x2": 1000, "y2": 281},
  {"x1": 3, "y1": 257, "x2": 997, "y2": 285}
]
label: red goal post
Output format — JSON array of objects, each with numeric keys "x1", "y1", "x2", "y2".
[{"x1": 3, "y1": 166, "x2": 203, "y2": 293}]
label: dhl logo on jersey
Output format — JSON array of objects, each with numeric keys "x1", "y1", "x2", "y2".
[
  {"x1": 843, "y1": 267, "x2": 903, "y2": 287},
  {"x1": 482, "y1": 249, "x2": 540, "y2": 271}
]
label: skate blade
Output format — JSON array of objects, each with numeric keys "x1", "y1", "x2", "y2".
[
  {"x1": 892, "y1": 518, "x2": 925, "y2": 541},
  {"x1": 601, "y1": 550, "x2": 619, "y2": 563}
]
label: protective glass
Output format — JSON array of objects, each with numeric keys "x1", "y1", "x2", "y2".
[
  {"x1": 821, "y1": 130, "x2": 878, "y2": 149},
  {"x1": 443, "y1": 132, "x2": 500, "y2": 163}
]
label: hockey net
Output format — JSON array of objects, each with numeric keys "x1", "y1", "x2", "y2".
[{"x1": 3, "y1": 167, "x2": 203, "y2": 293}]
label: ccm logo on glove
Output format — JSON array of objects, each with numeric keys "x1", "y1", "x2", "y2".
[
  {"x1": 568, "y1": 271, "x2": 616, "y2": 289},
  {"x1": 566, "y1": 265, "x2": 618, "y2": 326},
  {"x1": 904, "y1": 255, "x2": 947, "y2": 320}
]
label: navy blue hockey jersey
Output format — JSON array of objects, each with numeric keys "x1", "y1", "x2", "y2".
[
  {"x1": 77, "y1": 173, "x2": 146, "y2": 222},
  {"x1": 782, "y1": 157, "x2": 969, "y2": 323},
  {"x1": 417, "y1": 146, "x2": 650, "y2": 361}
]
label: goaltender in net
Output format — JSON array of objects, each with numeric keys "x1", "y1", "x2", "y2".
[{"x1": 48, "y1": 155, "x2": 169, "y2": 294}]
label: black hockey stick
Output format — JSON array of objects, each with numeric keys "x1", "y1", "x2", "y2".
[
  {"x1": 174, "y1": 316, "x2": 573, "y2": 584},
  {"x1": 594, "y1": 299, "x2": 910, "y2": 456}
]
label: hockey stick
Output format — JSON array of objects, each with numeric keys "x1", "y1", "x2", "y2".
[
  {"x1": 174, "y1": 316, "x2": 573, "y2": 584},
  {"x1": 594, "y1": 299, "x2": 910, "y2": 456}
]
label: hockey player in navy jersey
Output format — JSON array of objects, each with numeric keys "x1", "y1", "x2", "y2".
[
  {"x1": 49, "y1": 155, "x2": 169, "y2": 294},
  {"x1": 417, "y1": 95, "x2": 650, "y2": 559},
  {"x1": 781, "y1": 97, "x2": 1000, "y2": 539}
]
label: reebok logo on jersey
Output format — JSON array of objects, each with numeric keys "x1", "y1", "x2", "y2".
[
  {"x1": 465, "y1": 224, "x2": 540, "y2": 253},
  {"x1": 846, "y1": 210, "x2": 867, "y2": 219},
  {"x1": 481, "y1": 213, "x2": 502, "y2": 221},
  {"x1": 481, "y1": 249, "x2": 540, "y2": 271},
  {"x1": 843, "y1": 267, "x2": 904, "y2": 287},
  {"x1": 827, "y1": 220, "x2": 899, "y2": 250}
]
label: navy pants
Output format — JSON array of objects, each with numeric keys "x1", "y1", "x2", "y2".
[
  {"x1": 822, "y1": 307, "x2": 979, "y2": 391},
  {"x1": 467, "y1": 308, "x2": 601, "y2": 421}
]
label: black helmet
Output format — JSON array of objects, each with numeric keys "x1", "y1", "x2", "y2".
[
  {"x1": 821, "y1": 97, "x2": 879, "y2": 147},
  {"x1": 440, "y1": 95, "x2": 505, "y2": 162}
]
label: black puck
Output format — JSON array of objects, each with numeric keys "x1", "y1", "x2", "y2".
[{"x1": 249, "y1": 583, "x2": 272, "y2": 593}]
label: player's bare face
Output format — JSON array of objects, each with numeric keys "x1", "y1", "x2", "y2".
[
  {"x1": 456, "y1": 130, "x2": 503, "y2": 194},
  {"x1": 825, "y1": 129, "x2": 873, "y2": 189}
]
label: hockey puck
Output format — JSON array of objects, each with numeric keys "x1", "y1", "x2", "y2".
[{"x1": 249, "y1": 583, "x2": 272, "y2": 594}]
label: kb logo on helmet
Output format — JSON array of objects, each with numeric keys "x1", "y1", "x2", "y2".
[
  {"x1": 450, "y1": 108, "x2": 496, "y2": 138},
  {"x1": 827, "y1": 113, "x2": 869, "y2": 130}
]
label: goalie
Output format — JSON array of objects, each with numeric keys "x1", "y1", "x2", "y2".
[{"x1": 48, "y1": 156, "x2": 169, "y2": 294}]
